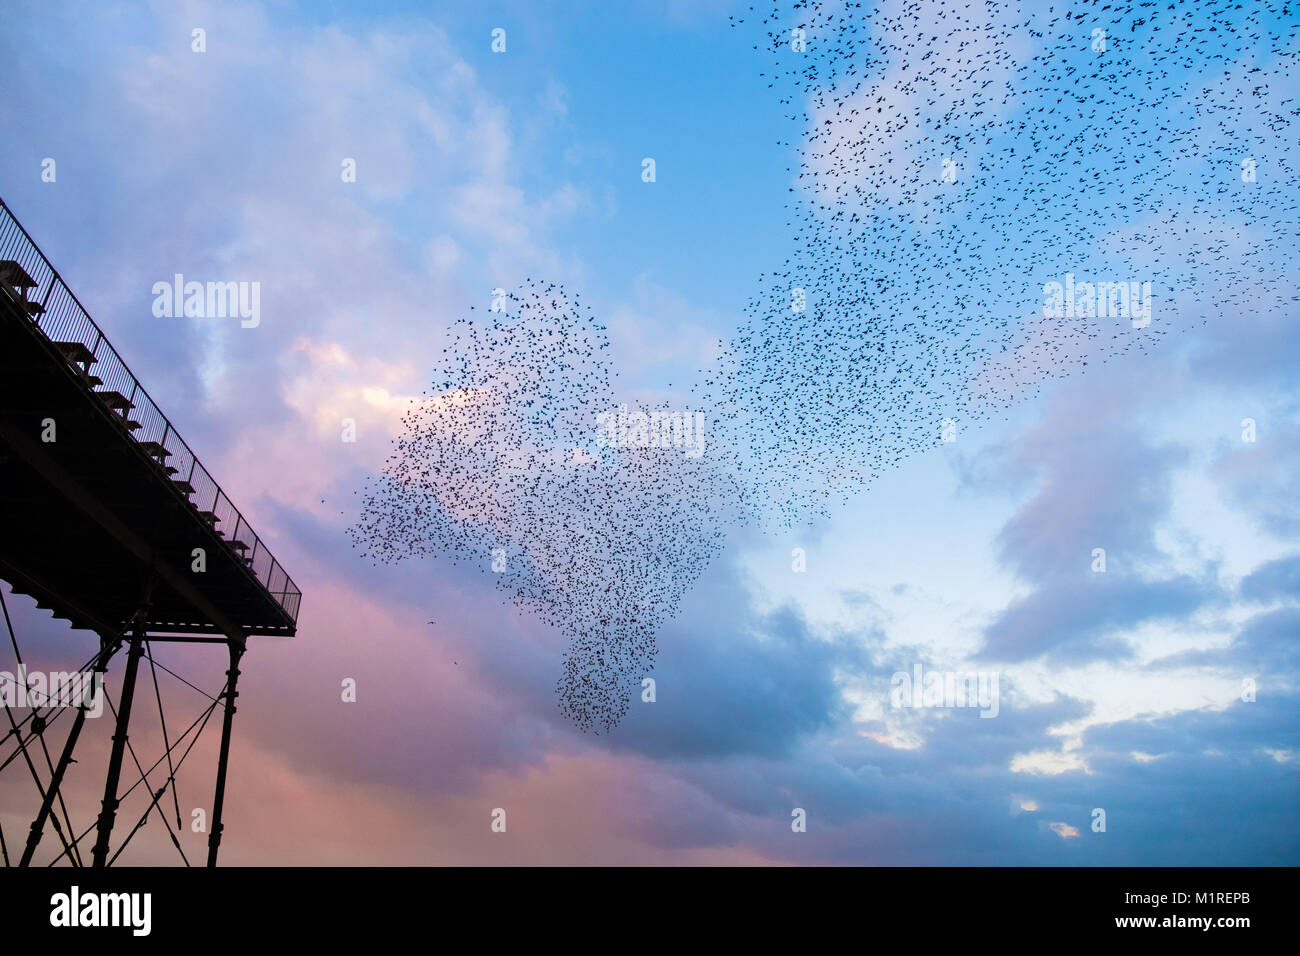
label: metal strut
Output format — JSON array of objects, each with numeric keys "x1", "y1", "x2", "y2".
[
  {"x1": 18, "y1": 631, "x2": 118, "y2": 867},
  {"x1": 90, "y1": 622, "x2": 147, "y2": 867},
  {"x1": 206, "y1": 636, "x2": 245, "y2": 867}
]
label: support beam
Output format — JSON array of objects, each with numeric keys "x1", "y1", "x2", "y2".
[
  {"x1": 19, "y1": 633, "x2": 117, "y2": 866},
  {"x1": 206, "y1": 638, "x2": 245, "y2": 867},
  {"x1": 91, "y1": 625, "x2": 146, "y2": 867}
]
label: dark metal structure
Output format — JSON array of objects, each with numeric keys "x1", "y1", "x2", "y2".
[{"x1": 0, "y1": 195, "x2": 300, "y2": 866}]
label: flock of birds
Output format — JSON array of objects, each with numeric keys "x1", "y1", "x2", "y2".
[
  {"x1": 350, "y1": 285, "x2": 740, "y2": 729},
  {"x1": 712, "y1": 0, "x2": 1299, "y2": 525},
  {"x1": 353, "y1": 0, "x2": 1299, "y2": 731}
]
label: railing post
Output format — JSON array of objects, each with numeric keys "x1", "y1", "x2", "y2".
[{"x1": 38, "y1": 276, "x2": 57, "y2": 327}]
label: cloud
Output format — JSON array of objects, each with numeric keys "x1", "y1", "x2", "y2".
[
  {"x1": 1240, "y1": 553, "x2": 1300, "y2": 604},
  {"x1": 1213, "y1": 416, "x2": 1300, "y2": 538},
  {"x1": 610, "y1": 562, "x2": 863, "y2": 760}
]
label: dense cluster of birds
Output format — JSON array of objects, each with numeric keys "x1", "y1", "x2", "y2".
[
  {"x1": 713, "y1": 0, "x2": 1299, "y2": 525},
  {"x1": 350, "y1": 283, "x2": 741, "y2": 730},
  {"x1": 355, "y1": 0, "x2": 1298, "y2": 729}
]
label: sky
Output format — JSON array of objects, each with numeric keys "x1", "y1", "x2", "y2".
[{"x1": 0, "y1": 0, "x2": 1297, "y2": 865}]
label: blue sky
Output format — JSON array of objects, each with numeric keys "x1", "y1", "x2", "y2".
[{"x1": 0, "y1": 0, "x2": 1297, "y2": 864}]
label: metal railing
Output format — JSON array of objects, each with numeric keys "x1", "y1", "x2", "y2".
[{"x1": 0, "y1": 196, "x2": 300, "y2": 624}]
